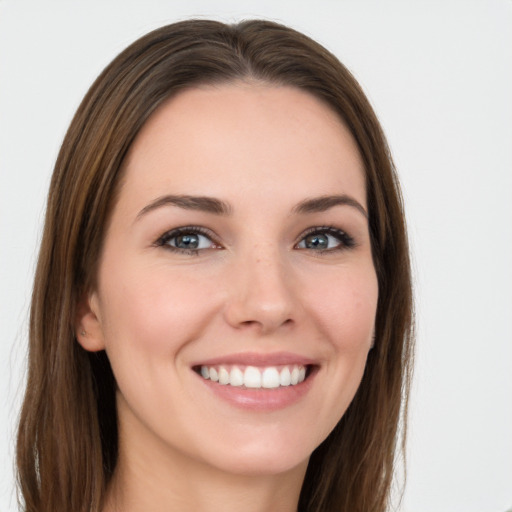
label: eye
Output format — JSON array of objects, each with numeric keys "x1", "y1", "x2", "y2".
[
  {"x1": 296, "y1": 227, "x2": 355, "y2": 252},
  {"x1": 156, "y1": 227, "x2": 220, "y2": 255}
]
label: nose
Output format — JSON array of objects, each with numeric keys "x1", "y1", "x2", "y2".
[{"x1": 223, "y1": 247, "x2": 299, "y2": 335}]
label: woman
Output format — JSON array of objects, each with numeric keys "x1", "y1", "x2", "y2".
[{"x1": 16, "y1": 19, "x2": 413, "y2": 512}]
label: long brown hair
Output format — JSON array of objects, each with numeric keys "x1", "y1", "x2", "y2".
[{"x1": 16, "y1": 19, "x2": 414, "y2": 512}]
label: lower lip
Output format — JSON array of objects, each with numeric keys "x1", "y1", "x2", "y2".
[{"x1": 195, "y1": 368, "x2": 317, "y2": 411}]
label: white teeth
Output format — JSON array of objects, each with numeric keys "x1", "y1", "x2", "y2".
[
  {"x1": 244, "y1": 366, "x2": 262, "y2": 388},
  {"x1": 262, "y1": 367, "x2": 280, "y2": 388},
  {"x1": 230, "y1": 367, "x2": 244, "y2": 387},
  {"x1": 198, "y1": 364, "x2": 308, "y2": 388},
  {"x1": 279, "y1": 367, "x2": 291, "y2": 386},
  {"x1": 218, "y1": 367, "x2": 230, "y2": 385}
]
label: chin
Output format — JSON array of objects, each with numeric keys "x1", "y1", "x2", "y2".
[
  {"x1": 208, "y1": 449, "x2": 310, "y2": 477},
  {"x1": 193, "y1": 429, "x2": 317, "y2": 477}
]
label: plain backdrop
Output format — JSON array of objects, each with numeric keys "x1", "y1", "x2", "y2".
[{"x1": 1, "y1": 1, "x2": 511, "y2": 511}]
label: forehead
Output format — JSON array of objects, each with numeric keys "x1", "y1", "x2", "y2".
[{"x1": 119, "y1": 83, "x2": 366, "y2": 213}]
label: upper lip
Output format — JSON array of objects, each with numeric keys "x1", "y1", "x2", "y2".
[{"x1": 191, "y1": 351, "x2": 319, "y2": 368}]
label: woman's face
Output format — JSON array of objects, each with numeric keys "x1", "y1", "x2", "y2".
[{"x1": 79, "y1": 83, "x2": 378, "y2": 477}]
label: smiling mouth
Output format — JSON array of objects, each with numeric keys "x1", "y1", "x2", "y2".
[{"x1": 193, "y1": 364, "x2": 315, "y2": 389}]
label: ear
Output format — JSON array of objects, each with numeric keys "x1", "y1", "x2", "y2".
[{"x1": 75, "y1": 291, "x2": 106, "y2": 352}]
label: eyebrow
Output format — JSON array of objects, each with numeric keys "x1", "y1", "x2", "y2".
[
  {"x1": 136, "y1": 195, "x2": 232, "y2": 220},
  {"x1": 292, "y1": 194, "x2": 368, "y2": 218},
  {"x1": 135, "y1": 193, "x2": 367, "y2": 221}
]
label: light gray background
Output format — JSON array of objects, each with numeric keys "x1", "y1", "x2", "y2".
[{"x1": 1, "y1": 1, "x2": 511, "y2": 511}]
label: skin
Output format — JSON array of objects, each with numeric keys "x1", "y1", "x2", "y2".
[{"x1": 77, "y1": 82, "x2": 379, "y2": 512}]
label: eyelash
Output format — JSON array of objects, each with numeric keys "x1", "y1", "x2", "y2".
[
  {"x1": 297, "y1": 226, "x2": 356, "y2": 253},
  {"x1": 155, "y1": 226, "x2": 219, "y2": 256},
  {"x1": 155, "y1": 225, "x2": 356, "y2": 256}
]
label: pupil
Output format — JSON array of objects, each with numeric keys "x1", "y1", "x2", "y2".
[
  {"x1": 176, "y1": 234, "x2": 199, "y2": 249},
  {"x1": 306, "y1": 234, "x2": 328, "y2": 249}
]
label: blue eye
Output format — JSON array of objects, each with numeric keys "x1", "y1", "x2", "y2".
[
  {"x1": 172, "y1": 233, "x2": 209, "y2": 250},
  {"x1": 296, "y1": 227, "x2": 354, "y2": 252},
  {"x1": 157, "y1": 227, "x2": 218, "y2": 254}
]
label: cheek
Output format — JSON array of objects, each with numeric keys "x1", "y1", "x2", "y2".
[
  {"x1": 97, "y1": 261, "x2": 222, "y2": 358},
  {"x1": 307, "y1": 266, "x2": 378, "y2": 351},
  {"x1": 290, "y1": 264, "x2": 378, "y2": 445}
]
